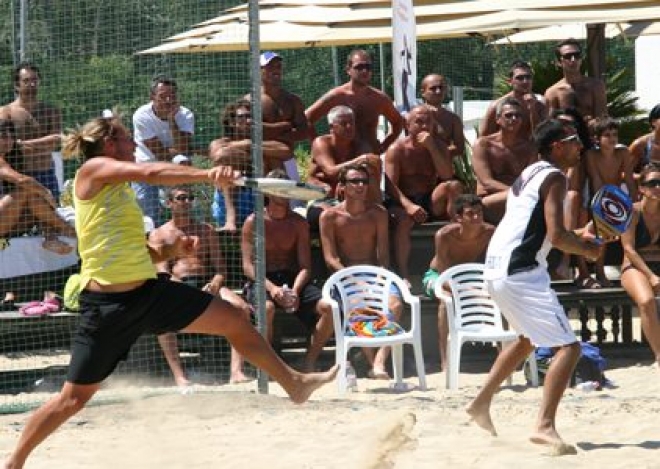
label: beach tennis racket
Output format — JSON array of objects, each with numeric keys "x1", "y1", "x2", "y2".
[
  {"x1": 590, "y1": 184, "x2": 633, "y2": 240},
  {"x1": 234, "y1": 177, "x2": 328, "y2": 201}
]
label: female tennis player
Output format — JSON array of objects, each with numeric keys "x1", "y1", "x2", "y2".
[{"x1": 4, "y1": 115, "x2": 338, "y2": 469}]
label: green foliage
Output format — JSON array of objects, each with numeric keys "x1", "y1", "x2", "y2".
[
  {"x1": 606, "y1": 67, "x2": 647, "y2": 144},
  {"x1": 294, "y1": 146, "x2": 311, "y2": 182},
  {"x1": 453, "y1": 145, "x2": 477, "y2": 194}
]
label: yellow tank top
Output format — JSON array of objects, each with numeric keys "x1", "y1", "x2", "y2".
[{"x1": 74, "y1": 178, "x2": 156, "y2": 288}]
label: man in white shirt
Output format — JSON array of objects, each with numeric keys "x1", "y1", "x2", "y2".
[{"x1": 132, "y1": 75, "x2": 194, "y2": 226}]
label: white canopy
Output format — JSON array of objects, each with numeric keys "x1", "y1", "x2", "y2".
[{"x1": 138, "y1": 1, "x2": 660, "y2": 54}]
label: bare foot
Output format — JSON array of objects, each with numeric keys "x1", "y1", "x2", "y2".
[
  {"x1": 368, "y1": 368, "x2": 391, "y2": 380},
  {"x1": 229, "y1": 372, "x2": 253, "y2": 384},
  {"x1": 4, "y1": 455, "x2": 25, "y2": 469},
  {"x1": 174, "y1": 376, "x2": 191, "y2": 388},
  {"x1": 219, "y1": 223, "x2": 237, "y2": 233},
  {"x1": 530, "y1": 431, "x2": 577, "y2": 455},
  {"x1": 287, "y1": 364, "x2": 339, "y2": 404},
  {"x1": 42, "y1": 237, "x2": 73, "y2": 255},
  {"x1": 466, "y1": 401, "x2": 497, "y2": 436}
]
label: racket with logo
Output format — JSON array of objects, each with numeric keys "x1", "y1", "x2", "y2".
[
  {"x1": 590, "y1": 184, "x2": 633, "y2": 240},
  {"x1": 234, "y1": 177, "x2": 328, "y2": 201}
]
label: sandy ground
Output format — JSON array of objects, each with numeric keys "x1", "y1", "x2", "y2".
[{"x1": 1, "y1": 350, "x2": 659, "y2": 469}]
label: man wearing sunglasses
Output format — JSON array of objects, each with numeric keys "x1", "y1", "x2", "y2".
[
  {"x1": 480, "y1": 61, "x2": 547, "y2": 141},
  {"x1": 472, "y1": 97, "x2": 537, "y2": 224},
  {"x1": 469, "y1": 119, "x2": 601, "y2": 453},
  {"x1": 149, "y1": 186, "x2": 253, "y2": 386},
  {"x1": 544, "y1": 38, "x2": 607, "y2": 127},
  {"x1": 320, "y1": 163, "x2": 401, "y2": 379},
  {"x1": 306, "y1": 49, "x2": 404, "y2": 156}
]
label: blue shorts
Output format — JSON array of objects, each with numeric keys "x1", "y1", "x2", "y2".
[
  {"x1": 212, "y1": 187, "x2": 255, "y2": 227},
  {"x1": 26, "y1": 168, "x2": 60, "y2": 200},
  {"x1": 131, "y1": 181, "x2": 163, "y2": 227}
]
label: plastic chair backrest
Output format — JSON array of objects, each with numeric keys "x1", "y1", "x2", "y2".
[
  {"x1": 321, "y1": 265, "x2": 403, "y2": 334},
  {"x1": 436, "y1": 263, "x2": 505, "y2": 332}
]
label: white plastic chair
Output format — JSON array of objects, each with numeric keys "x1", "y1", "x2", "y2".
[
  {"x1": 321, "y1": 265, "x2": 427, "y2": 393},
  {"x1": 435, "y1": 263, "x2": 538, "y2": 390}
]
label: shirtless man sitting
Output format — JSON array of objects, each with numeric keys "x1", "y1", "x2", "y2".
[
  {"x1": 0, "y1": 118, "x2": 74, "y2": 254},
  {"x1": 419, "y1": 74, "x2": 465, "y2": 158},
  {"x1": 421, "y1": 194, "x2": 494, "y2": 371},
  {"x1": 544, "y1": 38, "x2": 607, "y2": 128},
  {"x1": 306, "y1": 49, "x2": 403, "y2": 155},
  {"x1": 472, "y1": 97, "x2": 537, "y2": 224},
  {"x1": 479, "y1": 61, "x2": 547, "y2": 141},
  {"x1": 320, "y1": 163, "x2": 402, "y2": 380},
  {"x1": 241, "y1": 170, "x2": 333, "y2": 371},
  {"x1": 208, "y1": 99, "x2": 289, "y2": 231},
  {"x1": 0, "y1": 62, "x2": 62, "y2": 200},
  {"x1": 306, "y1": 105, "x2": 382, "y2": 231},
  {"x1": 149, "y1": 186, "x2": 252, "y2": 386},
  {"x1": 385, "y1": 105, "x2": 463, "y2": 282},
  {"x1": 247, "y1": 52, "x2": 309, "y2": 182}
]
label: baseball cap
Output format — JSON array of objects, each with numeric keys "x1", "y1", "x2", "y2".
[
  {"x1": 260, "y1": 51, "x2": 282, "y2": 67},
  {"x1": 172, "y1": 154, "x2": 191, "y2": 165}
]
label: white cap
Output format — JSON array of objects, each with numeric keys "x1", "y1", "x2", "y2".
[
  {"x1": 260, "y1": 51, "x2": 282, "y2": 67},
  {"x1": 172, "y1": 154, "x2": 191, "y2": 165}
]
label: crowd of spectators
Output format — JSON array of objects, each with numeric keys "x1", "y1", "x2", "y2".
[{"x1": 3, "y1": 38, "x2": 660, "y2": 379}]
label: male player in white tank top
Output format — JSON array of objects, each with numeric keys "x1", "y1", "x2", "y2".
[{"x1": 466, "y1": 119, "x2": 601, "y2": 454}]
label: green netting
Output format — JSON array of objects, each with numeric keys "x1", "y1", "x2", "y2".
[{"x1": 0, "y1": 0, "x2": 639, "y2": 414}]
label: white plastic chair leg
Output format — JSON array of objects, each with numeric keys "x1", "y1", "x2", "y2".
[
  {"x1": 527, "y1": 351, "x2": 539, "y2": 387},
  {"x1": 392, "y1": 344, "x2": 404, "y2": 386},
  {"x1": 413, "y1": 338, "x2": 427, "y2": 390},
  {"x1": 336, "y1": 344, "x2": 349, "y2": 393},
  {"x1": 447, "y1": 340, "x2": 461, "y2": 390}
]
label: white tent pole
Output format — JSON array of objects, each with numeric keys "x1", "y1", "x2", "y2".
[
  {"x1": 19, "y1": 0, "x2": 28, "y2": 60},
  {"x1": 331, "y1": 46, "x2": 340, "y2": 86},
  {"x1": 378, "y1": 43, "x2": 389, "y2": 135},
  {"x1": 452, "y1": 86, "x2": 464, "y2": 119}
]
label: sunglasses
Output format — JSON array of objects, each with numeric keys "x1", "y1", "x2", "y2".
[
  {"x1": 559, "y1": 134, "x2": 580, "y2": 143},
  {"x1": 344, "y1": 178, "x2": 369, "y2": 186},
  {"x1": 172, "y1": 194, "x2": 195, "y2": 202},
  {"x1": 513, "y1": 74, "x2": 533, "y2": 81},
  {"x1": 501, "y1": 112, "x2": 522, "y2": 120},
  {"x1": 352, "y1": 63, "x2": 373, "y2": 72},
  {"x1": 561, "y1": 52, "x2": 582, "y2": 61},
  {"x1": 642, "y1": 179, "x2": 660, "y2": 188}
]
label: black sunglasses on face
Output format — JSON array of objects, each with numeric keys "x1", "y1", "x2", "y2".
[
  {"x1": 561, "y1": 52, "x2": 582, "y2": 61},
  {"x1": 559, "y1": 134, "x2": 580, "y2": 143},
  {"x1": 172, "y1": 194, "x2": 195, "y2": 202},
  {"x1": 642, "y1": 179, "x2": 660, "y2": 188},
  {"x1": 345, "y1": 178, "x2": 369, "y2": 186},
  {"x1": 352, "y1": 63, "x2": 373, "y2": 72}
]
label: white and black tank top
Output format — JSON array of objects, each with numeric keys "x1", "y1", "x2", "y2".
[{"x1": 484, "y1": 161, "x2": 562, "y2": 280}]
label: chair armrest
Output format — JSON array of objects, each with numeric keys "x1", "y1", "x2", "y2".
[
  {"x1": 408, "y1": 295, "x2": 421, "y2": 331},
  {"x1": 321, "y1": 296, "x2": 345, "y2": 337}
]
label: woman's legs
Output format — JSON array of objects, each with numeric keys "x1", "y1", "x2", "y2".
[{"x1": 182, "y1": 297, "x2": 337, "y2": 403}]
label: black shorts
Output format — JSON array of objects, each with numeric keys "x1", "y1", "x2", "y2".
[
  {"x1": 245, "y1": 270, "x2": 321, "y2": 330},
  {"x1": 67, "y1": 278, "x2": 213, "y2": 384},
  {"x1": 384, "y1": 192, "x2": 433, "y2": 217}
]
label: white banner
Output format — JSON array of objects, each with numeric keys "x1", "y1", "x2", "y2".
[{"x1": 392, "y1": 0, "x2": 417, "y2": 112}]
